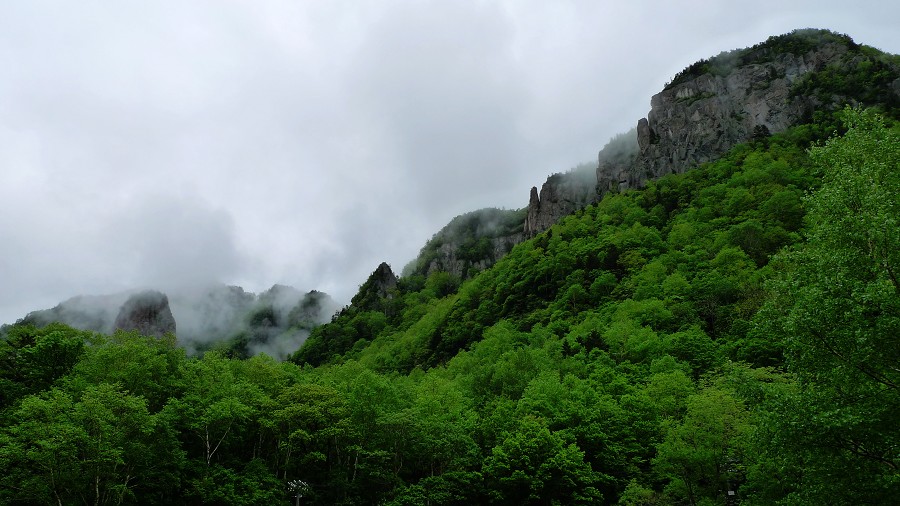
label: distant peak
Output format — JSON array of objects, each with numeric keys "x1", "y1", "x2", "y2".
[{"x1": 113, "y1": 290, "x2": 176, "y2": 338}]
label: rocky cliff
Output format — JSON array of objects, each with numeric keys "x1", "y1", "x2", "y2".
[
  {"x1": 524, "y1": 165, "x2": 598, "y2": 237},
  {"x1": 113, "y1": 290, "x2": 176, "y2": 337},
  {"x1": 352, "y1": 262, "x2": 399, "y2": 308},
  {"x1": 634, "y1": 30, "x2": 849, "y2": 181},
  {"x1": 525, "y1": 29, "x2": 900, "y2": 237}
]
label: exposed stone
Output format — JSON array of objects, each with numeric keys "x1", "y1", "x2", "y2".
[
  {"x1": 523, "y1": 187, "x2": 541, "y2": 237},
  {"x1": 372, "y1": 263, "x2": 398, "y2": 297},
  {"x1": 634, "y1": 59, "x2": 805, "y2": 180},
  {"x1": 523, "y1": 167, "x2": 597, "y2": 237},
  {"x1": 113, "y1": 290, "x2": 176, "y2": 338},
  {"x1": 425, "y1": 232, "x2": 525, "y2": 279},
  {"x1": 636, "y1": 117, "x2": 651, "y2": 153}
]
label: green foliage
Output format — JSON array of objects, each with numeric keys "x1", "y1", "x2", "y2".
[
  {"x1": 791, "y1": 48, "x2": 900, "y2": 118},
  {"x1": 3, "y1": 100, "x2": 898, "y2": 503},
  {"x1": 0, "y1": 383, "x2": 184, "y2": 505},
  {"x1": 749, "y1": 108, "x2": 900, "y2": 504},
  {"x1": 482, "y1": 416, "x2": 603, "y2": 504},
  {"x1": 0, "y1": 323, "x2": 89, "y2": 410},
  {"x1": 653, "y1": 385, "x2": 752, "y2": 504}
]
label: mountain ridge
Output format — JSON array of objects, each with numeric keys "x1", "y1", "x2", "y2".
[
  {"x1": 295, "y1": 28, "x2": 900, "y2": 368},
  {"x1": 8, "y1": 28, "x2": 900, "y2": 361},
  {"x1": 17, "y1": 283, "x2": 340, "y2": 358},
  {"x1": 402, "y1": 29, "x2": 900, "y2": 282},
  {"x1": 526, "y1": 28, "x2": 900, "y2": 237}
]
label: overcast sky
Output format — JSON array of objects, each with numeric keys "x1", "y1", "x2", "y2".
[{"x1": 1, "y1": 1, "x2": 898, "y2": 324}]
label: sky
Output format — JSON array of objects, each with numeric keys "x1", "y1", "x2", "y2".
[{"x1": 1, "y1": 0, "x2": 898, "y2": 324}]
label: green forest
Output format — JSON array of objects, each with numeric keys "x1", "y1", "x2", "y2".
[{"x1": 1, "y1": 107, "x2": 897, "y2": 505}]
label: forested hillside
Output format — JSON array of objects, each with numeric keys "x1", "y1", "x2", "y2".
[{"x1": 1, "y1": 107, "x2": 897, "y2": 505}]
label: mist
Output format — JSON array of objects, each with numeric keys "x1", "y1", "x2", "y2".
[{"x1": 19, "y1": 282, "x2": 342, "y2": 360}]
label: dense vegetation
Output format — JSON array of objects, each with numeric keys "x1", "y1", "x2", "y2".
[{"x1": 1, "y1": 108, "x2": 896, "y2": 505}]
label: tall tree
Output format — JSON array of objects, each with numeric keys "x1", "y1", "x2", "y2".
[{"x1": 754, "y1": 108, "x2": 900, "y2": 503}]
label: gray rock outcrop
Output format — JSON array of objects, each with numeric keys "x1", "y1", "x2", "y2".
[
  {"x1": 632, "y1": 39, "x2": 847, "y2": 182},
  {"x1": 524, "y1": 165, "x2": 599, "y2": 237},
  {"x1": 371, "y1": 262, "x2": 398, "y2": 298},
  {"x1": 113, "y1": 290, "x2": 176, "y2": 337}
]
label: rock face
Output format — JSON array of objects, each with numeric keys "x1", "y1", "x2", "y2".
[
  {"x1": 524, "y1": 29, "x2": 900, "y2": 237},
  {"x1": 370, "y1": 263, "x2": 398, "y2": 298},
  {"x1": 427, "y1": 232, "x2": 524, "y2": 278},
  {"x1": 525, "y1": 144, "x2": 636, "y2": 237},
  {"x1": 113, "y1": 290, "x2": 176, "y2": 337},
  {"x1": 348, "y1": 263, "x2": 400, "y2": 313},
  {"x1": 524, "y1": 166, "x2": 598, "y2": 237},
  {"x1": 633, "y1": 37, "x2": 846, "y2": 182}
]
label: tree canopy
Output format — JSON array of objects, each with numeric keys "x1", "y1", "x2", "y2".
[{"x1": 2, "y1": 109, "x2": 897, "y2": 504}]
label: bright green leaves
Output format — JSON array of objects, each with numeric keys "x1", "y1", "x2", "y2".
[
  {"x1": 483, "y1": 417, "x2": 603, "y2": 505},
  {"x1": 71, "y1": 329, "x2": 186, "y2": 412},
  {"x1": 753, "y1": 108, "x2": 900, "y2": 503},
  {"x1": 176, "y1": 352, "x2": 262, "y2": 467},
  {"x1": 0, "y1": 323, "x2": 88, "y2": 408},
  {"x1": 269, "y1": 383, "x2": 348, "y2": 462},
  {"x1": 652, "y1": 386, "x2": 752, "y2": 505},
  {"x1": 0, "y1": 384, "x2": 182, "y2": 505},
  {"x1": 0, "y1": 388, "x2": 81, "y2": 505}
]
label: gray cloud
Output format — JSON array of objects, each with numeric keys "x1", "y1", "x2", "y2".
[
  {"x1": 103, "y1": 193, "x2": 246, "y2": 290},
  {"x1": 1, "y1": 1, "x2": 899, "y2": 324}
]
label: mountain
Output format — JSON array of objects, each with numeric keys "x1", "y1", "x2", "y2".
[
  {"x1": 297, "y1": 28, "x2": 900, "y2": 368},
  {"x1": 289, "y1": 107, "x2": 899, "y2": 503},
  {"x1": 2, "y1": 29, "x2": 898, "y2": 505},
  {"x1": 20, "y1": 292, "x2": 130, "y2": 334},
  {"x1": 285, "y1": 31, "x2": 900, "y2": 501},
  {"x1": 409, "y1": 29, "x2": 900, "y2": 274},
  {"x1": 525, "y1": 28, "x2": 900, "y2": 237},
  {"x1": 17, "y1": 283, "x2": 340, "y2": 358}
]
